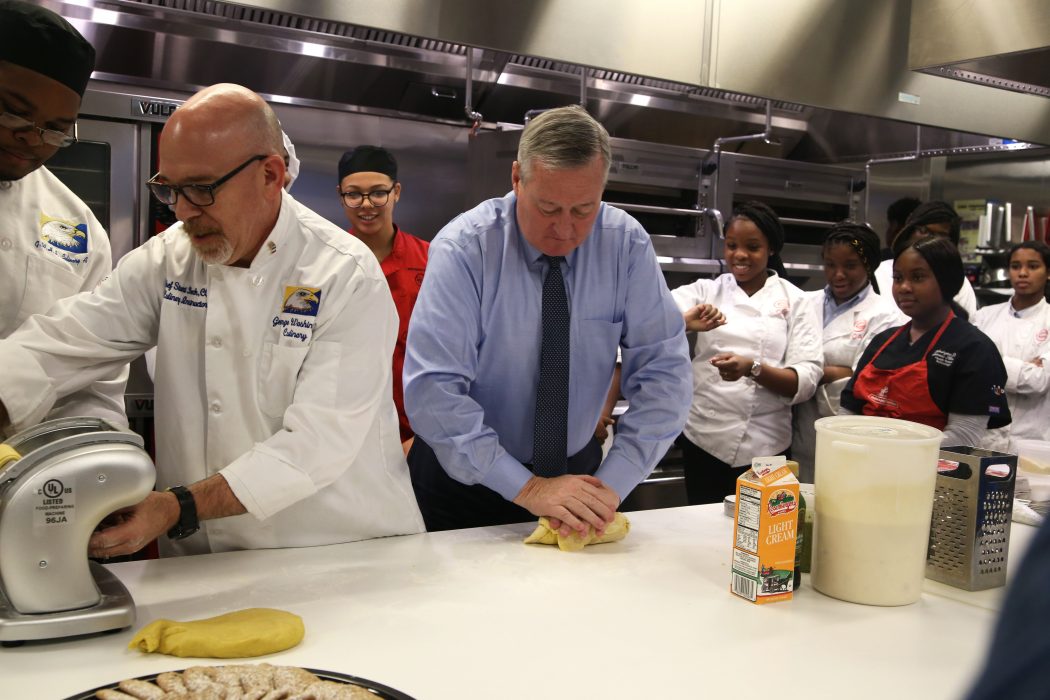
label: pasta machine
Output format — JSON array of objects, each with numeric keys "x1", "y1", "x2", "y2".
[{"x1": 0, "y1": 417, "x2": 155, "y2": 642}]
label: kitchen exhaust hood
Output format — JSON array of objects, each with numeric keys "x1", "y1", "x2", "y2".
[
  {"x1": 35, "y1": 0, "x2": 1044, "y2": 163},
  {"x1": 910, "y1": 0, "x2": 1050, "y2": 98}
]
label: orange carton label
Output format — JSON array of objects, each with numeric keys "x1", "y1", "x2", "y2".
[{"x1": 730, "y1": 466, "x2": 799, "y2": 604}]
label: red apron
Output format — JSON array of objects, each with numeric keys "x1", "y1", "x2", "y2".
[{"x1": 850, "y1": 312, "x2": 954, "y2": 430}]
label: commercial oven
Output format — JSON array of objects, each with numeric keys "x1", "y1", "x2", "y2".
[{"x1": 712, "y1": 152, "x2": 867, "y2": 290}]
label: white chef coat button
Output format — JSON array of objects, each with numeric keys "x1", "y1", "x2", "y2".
[
  {"x1": 242, "y1": 348, "x2": 252, "y2": 357},
  {"x1": 210, "y1": 401, "x2": 222, "y2": 414},
  {"x1": 211, "y1": 337, "x2": 223, "y2": 348},
  {"x1": 250, "y1": 275, "x2": 264, "y2": 287},
  {"x1": 0, "y1": 238, "x2": 11, "y2": 250}
]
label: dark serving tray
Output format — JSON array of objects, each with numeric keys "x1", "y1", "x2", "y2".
[{"x1": 64, "y1": 667, "x2": 418, "y2": 699}]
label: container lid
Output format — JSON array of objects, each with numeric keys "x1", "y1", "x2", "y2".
[{"x1": 813, "y1": 415, "x2": 942, "y2": 443}]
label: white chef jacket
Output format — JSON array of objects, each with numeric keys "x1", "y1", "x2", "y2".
[
  {"x1": 0, "y1": 167, "x2": 127, "y2": 427},
  {"x1": 791, "y1": 287, "x2": 902, "y2": 480},
  {"x1": 671, "y1": 272, "x2": 822, "y2": 466},
  {"x1": 972, "y1": 297, "x2": 1050, "y2": 443},
  {"x1": 0, "y1": 190, "x2": 424, "y2": 554},
  {"x1": 874, "y1": 257, "x2": 978, "y2": 318}
]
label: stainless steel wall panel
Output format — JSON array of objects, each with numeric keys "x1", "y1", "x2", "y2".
[
  {"x1": 909, "y1": 0, "x2": 1050, "y2": 69},
  {"x1": 710, "y1": 0, "x2": 1050, "y2": 146}
]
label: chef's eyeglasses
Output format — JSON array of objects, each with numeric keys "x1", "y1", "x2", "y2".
[
  {"x1": 0, "y1": 111, "x2": 78, "y2": 148},
  {"x1": 147, "y1": 154, "x2": 268, "y2": 207},
  {"x1": 340, "y1": 187, "x2": 395, "y2": 208}
]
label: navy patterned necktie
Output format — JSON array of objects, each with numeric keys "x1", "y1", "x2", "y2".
[{"x1": 532, "y1": 255, "x2": 570, "y2": 477}]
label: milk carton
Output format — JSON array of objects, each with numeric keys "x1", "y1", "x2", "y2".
[{"x1": 730, "y1": 456, "x2": 800, "y2": 604}]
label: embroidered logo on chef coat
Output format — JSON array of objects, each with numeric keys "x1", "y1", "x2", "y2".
[
  {"x1": 35, "y1": 213, "x2": 89, "y2": 264},
  {"x1": 931, "y1": 349, "x2": 957, "y2": 368},
  {"x1": 281, "y1": 286, "x2": 321, "y2": 316},
  {"x1": 272, "y1": 286, "x2": 322, "y2": 343},
  {"x1": 770, "y1": 298, "x2": 790, "y2": 318},
  {"x1": 850, "y1": 318, "x2": 868, "y2": 341},
  {"x1": 1037, "y1": 328, "x2": 1049, "y2": 344}
]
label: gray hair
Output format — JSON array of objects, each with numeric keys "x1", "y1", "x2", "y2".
[{"x1": 516, "y1": 105, "x2": 611, "y2": 184}]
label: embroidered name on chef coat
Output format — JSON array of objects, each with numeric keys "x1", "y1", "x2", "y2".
[
  {"x1": 931, "y1": 349, "x2": 957, "y2": 368},
  {"x1": 36, "y1": 212, "x2": 89, "y2": 265},
  {"x1": 272, "y1": 285, "x2": 322, "y2": 343},
  {"x1": 163, "y1": 278, "x2": 209, "y2": 309}
]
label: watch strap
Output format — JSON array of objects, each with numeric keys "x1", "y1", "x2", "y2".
[{"x1": 167, "y1": 485, "x2": 200, "y2": 540}]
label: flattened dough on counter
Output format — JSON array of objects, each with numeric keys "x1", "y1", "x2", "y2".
[{"x1": 524, "y1": 513, "x2": 630, "y2": 551}]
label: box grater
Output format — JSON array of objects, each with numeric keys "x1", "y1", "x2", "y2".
[{"x1": 926, "y1": 446, "x2": 1015, "y2": 591}]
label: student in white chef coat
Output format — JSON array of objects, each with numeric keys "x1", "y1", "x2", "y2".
[
  {"x1": 791, "y1": 222, "x2": 902, "y2": 482},
  {"x1": 0, "y1": 83, "x2": 424, "y2": 556},
  {"x1": 874, "y1": 201, "x2": 977, "y2": 318},
  {"x1": 671, "y1": 201, "x2": 822, "y2": 504},
  {"x1": 972, "y1": 240, "x2": 1050, "y2": 445},
  {"x1": 0, "y1": 0, "x2": 127, "y2": 427}
]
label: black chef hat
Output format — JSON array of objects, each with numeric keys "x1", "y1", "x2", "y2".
[
  {"x1": 0, "y1": 0, "x2": 96, "y2": 98},
  {"x1": 338, "y1": 146, "x2": 398, "y2": 183}
]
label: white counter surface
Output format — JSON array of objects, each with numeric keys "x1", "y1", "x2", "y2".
[{"x1": 4, "y1": 505, "x2": 1036, "y2": 700}]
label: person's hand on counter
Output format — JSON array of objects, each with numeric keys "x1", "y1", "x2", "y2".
[
  {"x1": 513, "y1": 474, "x2": 619, "y2": 538},
  {"x1": 683, "y1": 303, "x2": 727, "y2": 332}
]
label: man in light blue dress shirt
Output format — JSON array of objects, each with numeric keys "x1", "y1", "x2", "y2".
[{"x1": 403, "y1": 105, "x2": 691, "y2": 534}]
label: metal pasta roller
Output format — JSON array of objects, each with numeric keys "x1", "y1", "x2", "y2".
[{"x1": 0, "y1": 417, "x2": 155, "y2": 642}]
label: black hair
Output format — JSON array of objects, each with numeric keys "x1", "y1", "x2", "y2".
[
  {"x1": 894, "y1": 201, "x2": 962, "y2": 251},
  {"x1": 894, "y1": 234, "x2": 968, "y2": 319},
  {"x1": 823, "y1": 221, "x2": 883, "y2": 294},
  {"x1": 1009, "y1": 240, "x2": 1050, "y2": 302},
  {"x1": 887, "y1": 197, "x2": 922, "y2": 227},
  {"x1": 726, "y1": 201, "x2": 787, "y2": 277}
]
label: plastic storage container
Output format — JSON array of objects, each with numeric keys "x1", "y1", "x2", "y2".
[
  {"x1": 1014, "y1": 439, "x2": 1050, "y2": 475},
  {"x1": 810, "y1": 415, "x2": 942, "y2": 606}
]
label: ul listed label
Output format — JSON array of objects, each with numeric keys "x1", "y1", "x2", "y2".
[{"x1": 35, "y1": 477, "x2": 75, "y2": 527}]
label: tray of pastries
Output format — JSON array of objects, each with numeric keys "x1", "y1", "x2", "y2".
[{"x1": 65, "y1": 663, "x2": 417, "y2": 700}]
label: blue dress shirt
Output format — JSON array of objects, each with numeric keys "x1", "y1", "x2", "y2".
[
  {"x1": 403, "y1": 192, "x2": 691, "y2": 502},
  {"x1": 822, "y1": 282, "x2": 872, "y2": 327}
]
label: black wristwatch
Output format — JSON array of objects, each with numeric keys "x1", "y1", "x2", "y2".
[{"x1": 166, "y1": 485, "x2": 200, "y2": 540}]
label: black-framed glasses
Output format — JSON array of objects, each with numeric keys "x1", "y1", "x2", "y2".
[
  {"x1": 340, "y1": 186, "x2": 395, "y2": 209},
  {"x1": 147, "y1": 154, "x2": 268, "y2": 207},
  {"x1": 0, "y1": 111, "x2": 77, "y2": 148}
]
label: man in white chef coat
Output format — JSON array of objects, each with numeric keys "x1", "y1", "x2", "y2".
[
  {"x1": 0, "y1": 82, "x2": 424, "y2": 556},
  {"x1": 0, "y1": 0, "x2": 127, "y2": 427}
]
